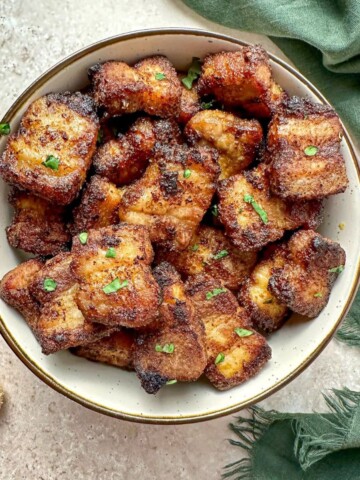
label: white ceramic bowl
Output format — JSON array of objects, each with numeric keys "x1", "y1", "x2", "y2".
[{"x1": 0, "y1": 29, "x2": 359, "y2": 424}]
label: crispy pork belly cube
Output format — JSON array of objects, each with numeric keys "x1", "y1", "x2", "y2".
[
  {"x1": 90, "y1": 61, "x2": 148, "y2": 115},
  {"x1": 29, "y1": 252, "x2": 114, "y2": 354},
  {"x1": 71, "y1": 176, "x2": 121, "y2": 234},
  {"x1": 134, "y1": 56, "x2": 182, "y2": 118},
  {"x1": 198, "y1": 46, "x2": 284, "y2": 118},
  {"x1": 238, "y1": 245, "x2": 290, "y2": 333},
  {"x1": 118, "y1": 145, "x2": 220, "y2": 250},
  {"x1": 71, "y1": 329, "x2": 135, "y2": 369},
  {"x1": 134, "y1": 262, "x2": 206, "y2": 394},
  {"x1": 185, "y1": 274, "x2": 271, "y2": 390},
  {"x1": 6, "y1": 188, "x2": 70, "y2": 256},
  {"x1": 185, "y1": 110, "x2": 263, "y2": 179},
  {"x1": 218, "y1": 163, "x2": 323, "y2": 250},
  {"x1": 93, "y1": 117, "x2": 156, "y2": 185},
  {"x1": 71, "y1": 224, "x2": 160, "y2": 328},
  {"x1": 155, "y1": 226, "x2": 257, "y2": 290},
  {"x1": 267, "y1": 97, "x2": 348, "y2": 200},
  {"x1": 177, "y1": 80, "x2": 201, "y2": 124},
  {"x1": 0, "y1": 93, "x2": 99, "y2": 205},
  {"x1": 0, "y1": 258, "x2": 44, "y2": 329},
  {"x1": 268, "y1": 230, "x2": 346, "y2": 318}
]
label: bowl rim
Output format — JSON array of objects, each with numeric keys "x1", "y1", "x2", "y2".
[{"x1": 0, "y1": 27, "x2": 359, "y2": 424}]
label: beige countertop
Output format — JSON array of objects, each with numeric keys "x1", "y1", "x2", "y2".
[{"x1": 1, "y1": 1, "x2": 359, "y2": 478}]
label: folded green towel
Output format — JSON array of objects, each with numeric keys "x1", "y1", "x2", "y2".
[{"x1": 223, "y1": 389, "x2": 360, "y2": 479}]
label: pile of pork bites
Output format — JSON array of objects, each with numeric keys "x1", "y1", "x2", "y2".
[{"x1": 0, "y1": 45, "x2": 348, "y2": 394}]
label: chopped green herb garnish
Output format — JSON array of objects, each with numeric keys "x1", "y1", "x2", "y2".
[
  {"x1": 206, "y1": 287, "x2": 227, "y2": 300},
  {"x1": 42, "y1": 155, "x2": 60, "y2": 170},
  {"x1": 155, "y1": 343, "x2": 175, "y2": 354},
  {"x1": 211, "y1": 204, "x2": 219, "y2": 217},
  {"x1": 0, "y1": 123, "x2": 10, "y2": 135},
  {"x1": 243, "y1": 194, "x2": 268, "y2": 224},
  {"x1": 105, "y1": 247, "x2": 116, "y2": 258},
  {"x1": 304, "y1": 145, "x2": 318, "y2": 156},
  {"x1": 181, "y1": 57, "x2": 202, "y2": 90},
  {"x1": 212, "y1": 250, "x2": 229, "y2": 260},
  {"x1": 314, "y1": 292, "x2": 323, "y2": 298},
  {"x1": 166, "y1": 379, "x2": 177, "y2": 385},
  {"x1": 263, "y1": 298, "x2": 273, "y2": 304},
  {"x1": 103, "y1": 278, "x2": 128, "y2": 295},
  {"x1": 201, "y1": 100, "x2": 216, "y2": 110},
  {"x1": 191, "y1": 244, "x2": 200, "y2": 252},
  {"x1": 155, "y1": 72, "x2": 166, "y2": 80},
  {"x1": 183, "y1": 169, "x2": 192, "y2": 179},
  {"x1": 78, "y1": 232, "x2": 88, "y2": 245},
  {"x1": 238, "y1": 208, "x2": 243, "y2": 214},
  {"x1": 215, "y1": 353, "x2": 225, "y2": 365},
  {"x1": 235, "y1": 328, "x2": 253, "y2": 337},
  {"x1": 43, "y1": 278, "x2": 57, "y2": 292},
  {"x1": 329, "y1": 265, "x2": 344, "y2": 274},
  {"x1": 97, "y1": 129, "x2": 104, "y2": 145}
]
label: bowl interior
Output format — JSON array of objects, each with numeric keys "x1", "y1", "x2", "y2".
[{"x1": 0, "y1": 30, "x2": 359, "y2": 423}]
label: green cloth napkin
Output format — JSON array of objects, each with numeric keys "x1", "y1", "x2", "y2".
[{"x1": 223, "y1": 389, "x2": 360, "y2": 479}]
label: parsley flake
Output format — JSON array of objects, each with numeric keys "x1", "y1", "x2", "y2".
[
  {"x1": 103, "y1": 278, "x2": 128, "y2": 295},
  {"x1": 191, "y1": 244, "x2": 199, "y2": 252},
  {"x1": 263, "y1": 298, "x2": 273, "y2": 304},
  {"x1": 206, "y1": 288, "x2": 227, "y2": 300},
  {"x1": 314, "y1": 292, "x2": 323, "y2": 298},
  {"x1": 97, "y1": 129, "x2": 104, "y2": 145},
  {"x1": 42, "y1": 155, "x2": 60, "y2": 170},
  {"x1": 78, "y1": 232, "x2": 88, "y2": 245},
  {"x1": 166, "y1": 379, "x2": 177, "y2": 385},
  {"x1": 243, "y1": 194, "x2": 268, "y2": 224},
  {"x1": 329, "y1": 265, "x2": 345, "y2": 274},
  {"x1": 235, "y1": 328, "x2": 253, "y2": 337},
  {"x1": 0, "y1": 123, "x2": 10, "y2": 135},
  {"x1": 155, "y1": 72, "x2": 166, "y2": 80},
  {"x1": 215, "y1": 353, "x2": 225, "y2": 365},
  {"x1": 304, "y1": 145, "x2": 318, "y2": 156},
  {"x1": 183, "y1": 169, "x2": 192, "y2": 179},
  {"x1": 212, "y1": 250, "x2": 229, "y2": 260},
  {"x1": 105, "y1": 247, "x2": 116, "y2": 258},
  {"x1": 201, "y1": 100, "x2": 216, "y2": 110},
  {"x1": 181, "y1": 57, "x2": 202, "y2": 90},
  {"x1": 155, "y1": 343, "x2": 175, "y2": 354},
  {"x1": 43, "y1": 278, "x2": 57, "y2": 292},
  {"x1": 211, "y1": 204, "x2": 219, "y2": 217}
]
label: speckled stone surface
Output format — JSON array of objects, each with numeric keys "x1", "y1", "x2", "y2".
[{"x1": 0, "y1": 1, "x2": 359, "y2": 479}]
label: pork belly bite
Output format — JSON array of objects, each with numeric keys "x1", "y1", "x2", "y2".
[
  {"x1": 185, "y1": 274, "x2": 271, "y2": 391},
  {"x1": 0, "y1": 258, "x2": 44, "y2": 330},
  {"x1": 268, "y1": 230, "x2": 346, "y2": 318},
  {"x1": 93, "y1": 117, "x2": 182, "y2": 186},
  {"x1": 71, "y1": 175, "x2": 121, "y2": 234},
  {"x1": 238, "y1": 245, "x2": 290, "y2": 333},
  {"x1": 6, "y1": 188, "x2": 70, "y2": 256},
  {"x1": 185, "y1": 110, "x2": 263, "y2": 179},
  {"x1": 155, "y1": 225, "x2": 257, "y2": 291},
  {"x1": 90, "y1": 56, "x2": 182, "y2": 118},
  {"x1": 90, "y1": 61, "x2": 147, "y2": 115},
  {"x1": 134, "y1": 56, "x2": 182, "y2": 118},
  {"x1": 118, "y1": 145, "x2": 220, "y2": 250},
  {"x1": 218, "y1": 163, "x2": 323, "y2": 250},
  {"x1": 72, "y1": 329, "x2": 135, "y2": 369},
  {"x1": 0, "y1": 92, "x2": 99, "y2": 205},
  {"x1": 134, "y1": 262, "x2": 206, "y2": 394},
  {"x1": 71, "y1": 224, "x2": 160, "y2": 328},
  {"x1": 197, "y1": 46, "x2": 285, "y2": 118},
  {"x1": 267, "y1": 97, "x2": 348, "y2": 200},
  {"x1": 29, "y1": 252, "x2": 114, "y2": 354}
]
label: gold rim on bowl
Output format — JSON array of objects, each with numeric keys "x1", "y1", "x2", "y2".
[{"x1": 0, "y1": 28, "x2": 359, "y2": 424}]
